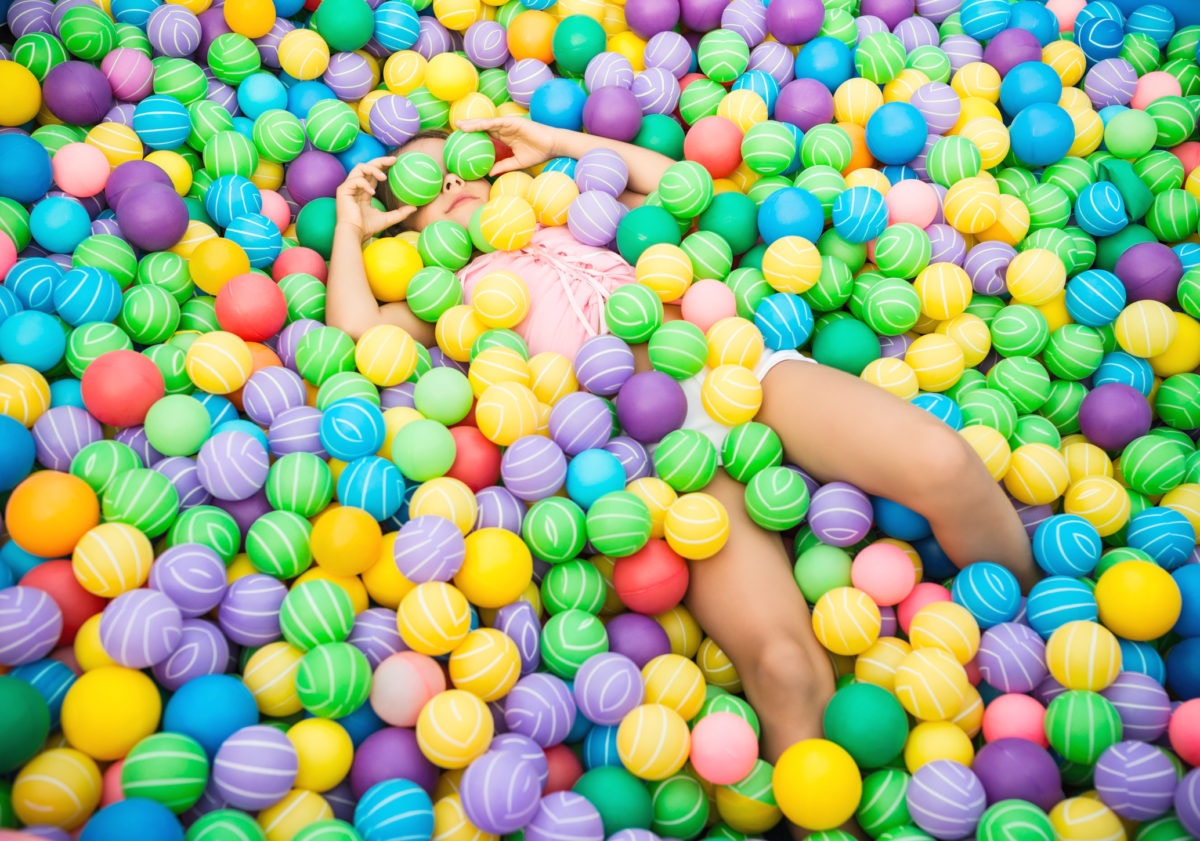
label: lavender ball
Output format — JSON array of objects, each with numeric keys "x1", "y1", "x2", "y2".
[
  {"x1": 149, "y1": 543, "x2": 229, "y2": 617},
  {"x1": 909, "y1": 82, "x2": 961, "y2": 134},
  {"x1": 493, "y1": 600, "x2": 542, "y2": 676},
  {"x1": 1174, "y1": 768, "x2": 1200, "y2": 838},
  {"x1": 489, "y1": 732, "x2": 550, "y2": 789},
  {"x1": 721, "y1": 0, "x2": 767, "y2": 47},
  {"x1": 525, "y1": 792, "x2": 605, "y2": 841},
  {"x1": 7, "y1": 0, "x2": 54, "y2": 38},
  {"x1": 413, "y1": 15, "x2": 454, "y2": 59},
  {"x1": 152, "y1": 618, "x2": 230, "y2": 691},
  {"x1": 574, "y1": 335, "x2": 635, "y2": 397},
  {"x1": 914, "y1": 0, "x2": 958, "y2": 22},
  {"x1": 242, "y1": 366, "x2": 308, "y2": 427},
  {"x1": 906, "y1": 760, "x2": 987, "y2": 840},
  {"x1": 855, "y1": 15, "x2": 889, "y2": 42},
  {"x1": 573, "y1": 652, "x2": 645, "y2": 726},
  {"x1": 212, "y1": 724, "x2": 299, "y2": 811},
  {"x1": 568, "y1": 190, "x2": 627, "y2": 247},
  {"x1": 475, "y1": 485, "x2": 526, "y2": 533},
  {"x1": 0, "y1": 586, "x2": 62, "y2": 666},
  {"x1": 380, "y1": 382, "x2": 417, "y2": 410},
  {"x1": 941, "y1": 34, "x2": 983, "y2": 71},
  {"x1": 31, "y1": 406, "x2": 102, "y2": 471},
  {"x1": 894, "y1": 16, "x2": 938, "y2": 51},
  {"x1": 807, "y1": 481, "x2": 874, "y2": 547},
  {"x1": 1100, "y1": 671, "x2": 1173, "y2": 742},
  {"x1": 1084, "y1": 57, "x2": 1138, "y2": 108},
  {"x1": 507, "y1": 59, "x2": 553, "y2": 108},
  {"x1": 504, "y1": 672, "x2": 577, "y2": 747},
  {"x1": 574, "y1": 148, "x2": 630, "y2": 197},
  {"x1": 253, "y1": 17, "x2": 295, "y2": 68},
  {"x1": 276, "y1": 318, "x2": 322, "y2": 370},
  {"x1": 976, "y1": 621, "x2": 1048, "y2": 693},
  {"x1": 268, "y1": 406, "x2": 327, "y2": 458},
  {"x1": 926, "y1": 224, "x2": 967, "y2": 266},
  {"x1": 154, "y1": 456, "x2": 212, "y2": 510},
  {"x1": 146, "y1": 4, "x2": 202, "y2": 57},
  {"x1": 500, "y1": 435, "x2": 568, "y2": 502},
  {"x1": 99, "y1": 588, "x2": 184, "y2": 669},
  {"x1": 643, "y1": 31, "x2": 693, "y2": 79},
  {"x1": 392, "y1": 514, "x2": 467, "y2": 583},
  {"x1": 348, "y1": 607, "x2": 406, "y2": 669},
  {"x1": 324, "y1": 51, "x2": 376, "y2": 101},
  {"x1": 964, "y1": 241, "x2": 1016, "y2": 296},
  {"x1": 217, "y1": 573, "x2": 287, "y2": 647},
  {"x1": 464, "y1": 20, "x2": 509, "y2": 68},
  {"x1": 460, "y1": 750, "x2": 543, "y2": 835},
  {"x1": 115, "y1": 424, "x2": 164, "y2": 467},
  {"x1": 748, "y1": 41, "x2": 795, "y2": 88},
  {"x1": 585, "y1": 52, "x2": 634, "y2": 92},
  {"x1": 604, "y1": 436, "x2": 652, "y2": 482},
  {"x1": 1094, "y1": 740, "x2": 1178, "y2": 821},
  {"x1": 605, "y1": 612, "x2": 671, "y2": 668},
  {"x1": 197, "y1": 430, "x2": 270, "y2": 501},
  {"x1": 630, "y1": 66, "x2": 681, "y2": 116}
]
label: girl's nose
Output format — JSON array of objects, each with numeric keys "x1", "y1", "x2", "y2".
[{"x1": 443, "y1": 173, "x2": 464, "y2": 190}]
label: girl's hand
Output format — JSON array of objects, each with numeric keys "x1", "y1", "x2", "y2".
[
  {"x1": 457, "y1": 117, "x2": 561, "y2": 177},
  {"x1": 335, "y1": 156, "x2": 416, "y2": 240}
]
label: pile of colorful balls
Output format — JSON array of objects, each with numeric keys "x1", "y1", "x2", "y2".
[{"x1": 2, "y1": 0, "x2": 1200, "y2": 838}]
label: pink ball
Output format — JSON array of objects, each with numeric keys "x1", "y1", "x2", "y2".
[
  {"x1": 369, "y1": 650, "x2": 446, "y2": 727},
  {"x1": 1169, "y1": 699, "x2": 1200, "y2": 768},
  {"x1": 850, "y1": 541, "x2": 916, "y2": 607},
  {"x1": 886, "y1": 179, "x2": 938, "y2": 228},
  {"x1": 52, "y1": 142, "x2": 111, "y2": 199},
  {"x1": 1172, "y1": 141, "x2": 1200, "y2": 174},
  {"x1": 259, "y1": 189, "x2": 291, "y2": 232},
  {"x1": 896, "y1": 581, "x2": 951, "y2": 634},
  {"x1": 1045, "y1": 0, "x2": 1085, "y2": 31},
  {"x1": 680, "y1": 278, "x2": 737, "y2": 332},
  {"x1": 101, "y1": 759, "x2": 125, "y2": 807},
  {"x1": 689, "y1": 712, "x2": 758, "y2": 785},
  {"x1": 1129, "y1": 71, "x2": 1183, "y2": 111},
  {"x1": 0, "y1": 232, "x2": 15, "y2": 281},
  {"x1": 981, "y1": 692, "x2": 1047, "y2": 747},
  {"x1": 100, "y1": 48, "x2": 155, "y2": 102}
]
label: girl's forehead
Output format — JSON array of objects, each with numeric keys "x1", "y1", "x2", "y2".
[{"x1": 405, "y1": 136, "x2": 446, "y2": 163}]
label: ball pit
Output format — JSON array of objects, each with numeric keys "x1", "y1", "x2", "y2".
[{"x1": 2, "y1": 0, "x2": 1200, "y2": 838}]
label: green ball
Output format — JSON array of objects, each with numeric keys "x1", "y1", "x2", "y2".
[
  {"x1": 658, "y1": 161, "x2": 714, "y2": 220},
  {"x1": 280, "y1": 580, "x2": 355, "y2": 650},
  {"x1": 75, "y1": 234, "x2": 138, "y2": 287},
  {"x1": 540, "y1": 608, "x2": 608, "y2": 679},
  {"x1": 696, "y1": 29, "x2": 749, "y2": 84},
  {"x1": 179, "y1": 296, "x2": 221, "y2": 333},
  {"x1": 522, "y1": 497, "x2": 587, "y2": 564},
  {"x1": 253, "y1": 109, "x2": 307, "y2": 163},
  {"x1": 1121, "y1": 32, "x2": 1162, "y2": 76},
  {"x1": 65, "y1": 322, "x2": 133, "y2": 378},
  {"x1": 207, "y1": 33, "x2": 261, "y2": 85},
  {"x1": 677, "y1": 77, "x2": 725, "y2": 126},
  {"x1": 634, "y1": 113, "x2": 685, "y2": 160},
  {"x1": 0, "y1": 197, "x2": 32, "y2": 252},
  {"x1": 541, "y1": 559, "x2": 607, "y2": 615},
  {"x1": 811, "y1": 316, "x2": 880, "y2": 375},
  {"x1": 1043, "y1": 324, "x2": 1104, "y2": 381},
  {"x1": 726, "y1": 267, "x2": 773, "y2": 319},
  {"x1": 291, "y1": 820, "x2": 364, "y2": 841},
  {"x1": 986, "y1": 357, "x2": 1051, "y2": 415},
  {"x1": 744, "y1": 466, "x2": 809, "y2": 531},
  {"x1": 906, "y1": 44, "x2": 951, "y2": 82},
  {"x1": 647, "y1": 321, "x2": 708, "y2": 381},
  {"x1": 854, "y1": 31, "x2": 906, "y2": 83},
  {"x1": 605, "y1": 283, "x2": 664, "y2": 344},
  {"x1": 989, "y1": 304, "x2": 1051, "y2": 357},
  {"x1": 552, "y1": 14, "x2": 607, "y2": 75},
  {"x1": 1023, "y1": 183, "x2": 1072, "y2": 232},
  {"x1": 649, "y1": 774, "x2": 709, "y2": 840},
  {"x1": 408, "y1": 86, "x2": 450, "y2": 130},
  {"x1": 119, "y1": 285, "x2": 182, "y2": 346},
  {"x1": 406, "y1": 266, "x2": 464, "y2": 322},
  {"x1": 70, "y1": 440, "x2": 143, "y2": 497},
  {"x1": 388, "y1": 151, "x2": 444, "y2": 206},
  {"x1": 585, "y1": 490, "x2": 652, "y2": 558},
  {"x1": 0, "y1": 676, "x2": 50, "y2": 774},
  {"x1": 821, "y1": 5, "x2": 858, "y2": 44},
  {"x1": 391, "y1": 418, "x2": 457, "y2": 482},
  {"x1": 572, "y1": 766, "x2": 654, "y2": 836},
  {"x1": 617, "y1": 205, "x2": 683, "y2": 265},
  {"x1": 872, "y1": 224, "x2": 930, "y2": 279},
  {"x1": 102, "y1": 467, "x2": 179, "y2": 538},
  {"x1": 168, "y1": 505, "x2": 241, "y2": 562},
  {"x1": 266, "y1": 452, "x2": 335, "y2": 518},
  {"x1": 1179, "y1": 267, "x2": 1200, "y2": 319},
  {"x1": 960, "y1": 388, "x2": 1019, "y2": 439},
  {"x1": 741, "y1": 121, "x2": 798, "y2": 176},
  {"x1": 1119, "y1": 435, "x2": 1189, "y2": 496},
  {"x1": 798, "y1": 256, "x2": 851, "y2": 314},
  {"x1": 1009, "y1": 414, "x2": 1061, "y2": 450},
  {"x1": 295, "y1": 325, "x2": 356, "y2": 385},
  {"x1": 295, "y1": 642, "x2": 373, "y2": 718},
  {"x1": 317, "y1": 372, "x2": 379, "y2": 411},
  {"x1": 1103, "y1": 108, "x2": 1158, "y2": 159},
  {"x1": 143, "y1": 394, "x2": 211, "y2": 457},
  {"x1": 793, "y1": 543, "x2": 852, "y2": 602},
  {"x1": 697, "y1": 192, "x2": 758, "y2": 256},
  {"x1": 822, "y1": 682, "x2": 908, "y2": 769},
  {"x1": 443, "y1": 130, "x2": 496, "y2": 181},
  {"x1": 926, "y1": 135, "x2": 982, "y2": 187},
  {"x1": 477, "y1": 68, "x2": 511, "y2": 106},
  {"x1": 860, "y1": 277, "x2": 921, "y2": 336},
  {"x1": 471, "y1": 328, "x2": 528, "y2": 360},
  {"x1": 1040, "y1": 380, "x2": 1087, "y2": 436},
  {"x1": 12, "y1": 32, "x2": 69, "y2": 81},
  {"x1": 413, "y1": 367, "x2": 473, "y2": 425},
  {"x1": 1155, "y1": 372, "x2": 1200, "y2": 430},
  {"x1": 203, "y1": 129, "x2": 258, "y2": 179},
  {"x1": 720, "y1": 422, "x2": 782, "y2": 484},
  {"x1": 1146, "y1": 96, "x2": 1197, "y2": 148},
  {"x1": 59, "y1": 4, "x2": 116, "y2": 60},
  {"x1": 856, "y1": 769, "x2": 911, "y2": 838},
  {"x1": 246, "y1": 509, "x2": 313, "y2": 579},
  {"x1": 720, "y1": 758, "x2": 776, "y2": 810},
  {"x1": 878, "y1": 826, "x2": 935, "y2": 841},
  {"x1": 311, "y1": 0, "x2": 375, "y2": 51},
  {"x1": 692, "y1": 688, "x2": 760, "y2": 735},
  {"x1": 995, "y1": 166, "x2": 1038, "y2": 198},
  {"x1": 1044, "y1": 689, "x2": 1122, "y2": 765},
  {"x1": 681, "y1": 230, "x2": 733, "y2": 281},
  {"x1": 800, "y1": 124, "x2": 853, "y2": 171},
  {"x1": 975, "y1": 800, "x2": 1054, "y2": 841},
  {"x1": 418, "y1": 220, "x2": 473, "y2": 271},
  {"x1": 654, "y1": 429, "x2": 718, "y2": 493},
  {"x1": 120, "y1": 732, "x2": 209, "y2": 814},
  {"x1": 154, "y1": 57, "x2": 208, "y2": 106},
  {"x1": 1146, "y1": 188, "x2": 1200, "y2": 242},
  {"x1": 305, "y1": 99, "x2": 359, "y2": 154},
  {"x1": 1134, "y1": 815, "x2": 1195, "y2": 841}
]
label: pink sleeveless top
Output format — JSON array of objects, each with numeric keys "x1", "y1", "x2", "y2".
[{"x1": 457, "y1": 225, "x2": 637, "y2": 361}]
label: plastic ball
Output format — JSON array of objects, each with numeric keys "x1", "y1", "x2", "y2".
[
  {"x1": 11, "y1": 747, "x2": 101, "y2": 830},
  {"x1": 7, "y1": 469, "x2": 100, "y2": 559},
  {"x1": 61, "y1": 666, "x2": 162, "y2": 762},
  {"x1": 773, "y1": 739, "x2": 861, "y2": 831},
  {"x1": 906, "y1": 760, "x2": 987, "y2": 840},
  {"x1": 1095, "y1": 560, "x2": 1182, "y2": 642}
]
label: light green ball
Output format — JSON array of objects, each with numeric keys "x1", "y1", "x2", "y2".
[
  {"x1": 522, "y1": 497, "x2": 587, "y2": 564},
  {"x1": 280, "y1": 580, "x2": 355, "y2": 651},
  {"x1": 120, "y1": 732, "x2": 209, "y2": 814},
  {"x1": 144, "y1": 394, "x2": 211, "y2": 457},
  {"x1": 295, "y1": 642, "x2": 373, "y2": 718}
]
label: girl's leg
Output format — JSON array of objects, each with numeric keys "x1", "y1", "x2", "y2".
[{"x1": 757, "y1": 361, "x2": 1038, "y2": 591}]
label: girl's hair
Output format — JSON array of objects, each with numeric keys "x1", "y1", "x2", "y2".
[{"x1": 379, "y1": 128, "x2": 451, "y2": 235}]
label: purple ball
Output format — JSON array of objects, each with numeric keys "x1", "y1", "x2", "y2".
[
  {"x1": 585, "y1": 52, "x2": 635, "y2": 92},
  {"x1": 1085, "y1": 58, "x2": 1138, "y2": 108},
  {"x1": 582, "y1": 86, "x2": 643, "y2": 142},
  {"x1": 504, "y1": 672, "x2": 577, "y2": 747},
  {"x1": 926, "y1": 224, "x2": 967, "y2": 266},
  {"x1": 604, "y1": 435, "x2": 652, "y2": 482},
  {"x1": 490, "y1": 732, "x2": 550, "y2": 789},
  {"x1": 42, "y1": 60, "x2": 114, "y2": 126},
  {"x1": 525, "y1": 792, "x2": 605, "y2": 841},
  {"x1": 963, "y1": 241, "x2": 1016, "y2": 296},
  {"x1": 117, "y1": 182, "x2": 189, "y2": 251},
  {"x1": 113, "y1": 425, "x2": 164, "y2": 467},
  {"x1": 976, "y1": 621, "x2": 1048, "y2": 693},
  {"x1": 154, "y1": 452, "x2": 207, "y2": 509},
  {"x1": 573, "y1": 652, "x2": 644, "y2": 726},
  {"x1": 879, "y1": 604, "x2": 898, "y2": 637},
  {"x1": 464, "y1": 20, "x2": 509, "y2": 68},
  {"x1": 1100, "y1": 671, "x2": 1173, "y2": 742},
  {"x1": 460, "y1": 750, "x2": 544, "y2": 835},
  {"x1": 765, "y1": 0, "x2": 824, "y2": 45},
  {"x1": 500, "y1": 436, "x2": 568, "y2": 502},
  {"x1": 1078, "y1": 382, "x2": 1153, "y2": 451},
  {"x1": 413, "y1": 15, "x2": 454, "y2": 59},
  {"x1": 507, "y1": 59, "x2": 554, "y2": 108},
  {"x1": 475, "y1": 485, "x2": 526, "y2": 533},
  {"x1": 242, "y1": 366, "x2": 308, "y2": 427},
  {"x1": 775, "y1": 78, "x2": 834, "y2": 131},
  {"x1": 973, "y1": 738, "x2": 1062, "y2": 812},
  {"x1": 7, "y1": 0, "x2": 54, "y2": 38},
  {"x1": 624, "y1": 0, "x2": 680, "y2": 39},
  {"x1": 0, "y1": 586, "x2": 62, "y2": 666},
  {"x1": 323, "y1": 52, "x2": 376, "y2": 101},
  {"x1": 197, "y1": 7, "x2": 232, "y2": 60},
  {"x1": 879, "y1": 333, "x2": 913, "y2": 360},
  {"x1": 149, "y1": 543, "x2": 229, "y2": 617},
  {"x1": 213, "y1": 725, "x2": 298, "y2": 811},
  {"x1": 217, "y1": 573, "x2": 286, "y2": 647},
  {"x1": 1094, "y1": 740, "x2": 1178, "y2": 821},
  {"x1": 392, "y1": 514, "x2": 467, "y2": 583},
  {"x1": 982, "y1": 27, "x2": 1043, "y2": 76},
  {"x1": 1114, "y1": 242, "x2": 1182, "y2": 303},
  {"x1": 351, "y1": 726, "x2": 439, "y2": 797},
  {"x1": 285, "y1": 150, "x2": 348, "y2": 206},
  {"x1": 196, "y1": 430, "x2": 270, "y2": 501},
  {"x1": 348, "y1": 607, "x2": 405, "y2": 669},
  {"x1": 493, "y1": 600, "x2": 542, "y2": 676},
  {"x1": 909, "y1": 82, "x2": 961, "y2": 135},
  {"x1": 550, "y1": 392, "x2": 614, "y2": 455},
  {"x1": 276, "y1": 318, "x2": 322, "y2": 371},
  {"x1": 1175, "y1": 768, "x2": 1200, "y2": 839},
  {"x1": 615, "y1": 371, "x2": 687, "y2": 444},
  {"x1": 146, "y1": 4, "x2": 202, "y2": 57},
  {"x1": 99, "y1": 588, "x2": 184, "y2": 669},
  {"x1": 807, "y1": 481, "x2": 874, "y2": 547},
  {"x1": 152, "y1": 618, "x2": 230, "y2": 691},
  {"x1": 104, "y1": 160, "x2": 175, "y2": 214},
  {"x1": 681, "y1": 0, "x2": 725, "y2": 32},
  {"x1": 214, "y1": 490, "x2": 273, "y2": 540},
  {"x1": 380, "y1": 382, "x2": 417, "y2": 410},
  {"x1": 1031, "y1": 672, "x2": 1069, "y2": 707},
  {"x1": 268, "y1": 406, "x2": 327, "y2": 458},
  {"x1": 574, "y1": 148, "x2": 630, "y2": 197},
  {"x1": 31, "y1": 406, "x2": 102, "y2": 471},
  {"x1": 206, "y1": 78, "x2": 240, "y2": 116},
  {"x1": 254, "y1": 17, "x2": 295, "y2": 68},
  {"x1": 860, "y1": 0, "x2": 914, "y2": 29},
  {"x1": 914, "y1": 0, "x2": 958, "y2": 22},
  {"x1": 893, "y1": 16, "x2": 939, "y2": 51},
  {"x1": 722, "y1": 0, "x2": 768, "y2": 47},
  {"x1": 748, "y1": 41, "x2": 795, "y2": 87},
  {"x1": 643, "y1": 31, "x2": 693, "y2": 79},
  {"x1": 941, "y1": 34, "x2": 984, "y2": 72},
  {"x1": 906, "y1": 759, "x2": 987, "y2": 840},
  {"x1": 630, "y1": 66, "x2": 680, "y2": 116},
  {"x1": 574, "y1": 335, "x2": 635, "y2": 397}
]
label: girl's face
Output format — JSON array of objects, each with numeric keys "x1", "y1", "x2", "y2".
[{"x1": 398, "y1": 137, "x2": 491, "y2": 230}]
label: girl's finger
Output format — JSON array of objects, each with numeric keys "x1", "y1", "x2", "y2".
[{"x1": 488, "y1": 157, "x2": 525, "y2": 177}]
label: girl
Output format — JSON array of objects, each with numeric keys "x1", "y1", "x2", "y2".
[{"x1": 328, "y1": 116, "x2": 1039, "y2": 783}]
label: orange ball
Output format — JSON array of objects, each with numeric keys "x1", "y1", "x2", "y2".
[
  {"x1": 838, "y1": 122, "x2": 875, "y2": 174},
  {"x1": 506, "y1": 10, "x2": 557, "y2": 63},
  {"x1": 5, "y1": 471, "x2": 100, "y2": 558}
]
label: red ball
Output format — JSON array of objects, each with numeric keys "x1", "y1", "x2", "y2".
[
  {"x1": 612, "y1": 538, "x2": 689, "y2": 614},
  {"x1": 543, "y1": 742, "x2": 584, "y2": 793},
  {"x1": 678, "y1": 72, "x2": 708, "y2": 92},
  {"x1": 895, "y1": 581, "x2": 952, "y2": 635},
  {"x1": 20, "y1": 560, "x2": 107, "y2": 645},
  {"x1": 445, "y1": 425, "x2": 502, "y2": 492},
  {"x1": 683, "y1": 116, "x2": 743, "y2": 178},
  {"x1": 215, "y1": 273, "x2": 289, "y2": 342},
  {"x1": 80, "y1": 349, "x2": 165, "y2": 428},
  {"x1": 271, "y1": 246, "x2": 327, "y2": 283}
]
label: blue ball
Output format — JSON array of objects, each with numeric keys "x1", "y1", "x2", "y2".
[
  {"x1": 29, "y1": 197, "x2": 92, "y2": 255},
  {"x1": 912, "y1": 536, "x2": 958, "y2": 581},
  {"x1": 1165, "y1": 636, "x2": 1200, "y2": 700},
  {"x1": 872, "y1": 496, "x2": 932, "y2": 541},
  {"x1": 1009, "y1": 103, "x2": 1074, "y2": 167},
  {"x1": 225, "y1": 212, "x2": 283, "y2": 268},
  {"x1": 960, "y1": 0, "x2": 1013, "y2": 40},
  {"x1": 1173, "y1": 564, "x2": 1200, "y2": 638},
  {"x1": 0, "y1": 539, "x2": 47, "y2": 577},
  {"x1": 52, "y1": 266, "x2": 122, "y2": 327},
  {"x1": 754, "y1": 292, "x2": 814, "y2": 351},
  {"x1": 1077, "y1": 17, "x2": 1126, "y2": 62},
  {"x1": 1125, "y1": 4, "x2": 1176, "y2": 47},
  {"x1": 80, "y1": 798, "x2": 183, "y2": 841},
  {"x1": 0, "y1": 563, "x2": 12, "y2": 589},
  {"x1": 1075, "y1": 0, "x2": 1125, "y2": 29},
  {"x1": 0, "y1": 133, "x2": 53, "y2": 205},
  {"x1": 5, "y1": 259, "x2": 62, "y2": 313},
  {"x1": 543, "y1": 156, "x2": 578, "y2": 178},
  {"x1": 10, "y1": 658, "x2": 76, "y2": 730},
  {"x1": 530, "y1": 78, "x2": 588, "y2": 131},
  {"x1": 864, "y1": 102, "x2": 928, "y2": 166},
  {"x1": 204, "y1": 175, "x2": 263, "y2": 230},
  {"x1": 0, "y1": 414, "x2": 36, "y2": 492},
  {"x1": 110, "y1": 0, "x2": 158, "y2": 27},
  {"x1": 881, "y1": 164, "x2": 918, "y2": 185},
  {"x1": 1125, "y1": 506, "x2": 1196, "y2": 571},
  {"x1": 0, "y1": 286, "x2": 21, "y2": 324},
  {"x1": 1032, "y1": 513, "x2": 1102, "y2": 577},
  {"x1": 336, "y1": 699, "x2": 387, "y2": 748},
  {"x1": 49, "y1": 377, "x2": 85, "y2": 409},
  {"x1": 1174, "y1": 242, "x2": 1200, "y2": 272},
  {"x1": 0, "y1": 309, "x2": 66, "y2": 372},
  {"x1": 911, "y1": 393, "x2": 964, "y2": 430},
  {"x1": 373, "y1": 0, "x2": 421, "y2": 50},
  {"x1": 287, "y1": 80, "x2": 338, "y2": 119},
  {"x1": 1025, "y1": 576, "x2": 1099, "y2": 638},
  {"x1": 732, "y1": 70, "x2": 780, "y2": 115},
  {"x1": 565, "y1": 689, "x2": 593, "y2": 743},
  {"x1": 1065, "y1": 269, "x2": 1126, "y2": 327},
  {"x1": 757, "y1": 186, "x2": 824, "y2": 244},
  {"x1": 831, "y1": 185, "x2": 889, "y2": 243},
  {"x1": 565, "y1": 448, "x2": 626, "y2": 510},
  {"x1": 1093, "y1": 351, "x2": 1154, "y2": 395},
  {"x1": 320, "y1": 398, "x2": 386, "y2": 462},
  {"x1": 162, "y1": 674, "x2": 259, "y2": 759},
  {"x1": 196, "y1": 392, "x2": 239, "y2": 429},
  {"x1": 951, "y1": 561, "x2": 1021, "y2": 628},
  {"x1": 1117, "y1": 638, "x2": 1167, "y2": 684},
  {"x1": 793, "y1": 36, "x2": 853, "y2": 92},
  {"x1": 582, "y1": 723, "x2": 622, "y2": 768},
  {"x1": 335, "y1": 130, "x2": 389, "y2": 173},
  {"x1": 1074, "y1": 182, "x2": 1127, "y2": 238},
  {"x1": 355, "y1": 779, "x2": 434, "y2": 841},
  {"x1": 236, "y1": 72, "x2": 289, "y2": 120},
  {"x1": 1008, "y1": 0, "x2": 1060, "y2": 45},
  {"x1": 337, "y1": 455, "x2": 406, "y2": 521},
  {"x1": 132, "y1": 95, "x2": 193, "y2": 150}
]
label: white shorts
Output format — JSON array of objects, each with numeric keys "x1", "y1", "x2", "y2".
[{"x1": 675, "y1": 348, "x2": 813, "y2": 455}]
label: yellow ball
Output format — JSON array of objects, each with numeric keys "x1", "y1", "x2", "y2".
[
  {"x1": 772, "y1": 739, "x2": 862, "y2": 831},
  {"x1": 715, "y1": 761, "x2": 783, "y2": 834},
  {"x1": 1094, "y1": 560, "x2": 1183, "y2": 642},
  {"x1": 425, "y1": 52, "x2": 478, "y2": 102},
  {"x1": 905, "y1": 333, "x2": 965, "y2": 392},
  {"x1": 467, "y1": 346, "x2": 531, "y2": 396},
  {"x1": 1045, "y1": 619, "x2": 1122, "y2": 692},
  {"x1": 71, "y1": 522, "x2": 153, "y2": 597},
  {"x1": 60, "y1": 666, "x2": 162, "y2": 761},
  {"x1": 914, "y1": 263, "x2": 972, "y2": 322},
  {"x1": 952, "y1": 683, "x2": 984, "y2": 739},
  {"x1": 433, "y1": 0, "x2": 483, "y2": 30},
  {"x1": 454, "y1": 527, "x2": 533, "y2": 610},
  {"x1": 384, "y1": 50, "x2": 427, "y2": 94},
  {"x1": 907, "y1": 601, "x2": 980, "y2": 665},
  {"x1": 449, "y1": 627, "x2": 521, "y2": 701},
  {"x1": 833, "y1": 77, "x2": 884, "y2": 126},
  {"x1": 478, "y1": 195, "x2": 536, "y2": 252},
  {"x1": 526, "y1": 170, "x2": 579, "y2": 226},
  {"x1": 904, "y1": 720, "x2": 976, "y2": 771},
  {"x1": 169, "y1": 219, "x2": 219, "y2": 259},
  {"x1": 1003, "y1": 442, "x2": 1071, "y2": 506},
  {"x1": 435, "y1": 304, "x2": 488, "y2": 363},
  {"x1": 1115, "y1": 299, "x2": 1180, "y2": 358},
  {"x1": 354, "y1": 324, "x2": 419, "y2": 387},
  {"x1": 1150, "y1": 312, "x2": 1200, "y2": 376},
  {"x1": 635, "y1": 243, "x2": 693, "y2": 303},
  {"x1": 951, "y1": 61, "x2": 1002, "y2": 101},
  {"x1": 0, "y1": 362, "x2": 51, "y2": 427},
  {"x1": 641, "y1": 653, "x2": 706, "y2": 720},
  {"x1": 696, "y1": 636, "x2": 742, "y2": 693},
  {"x1": 363, "y1": 237, "x2": 423, "y2": 302},
  {"x1": 491, "y1": 170, "x2": 533, "y2": 199},
  {"x1": 959, "y1": 116, "x2": 1010, "y2": 170},
  {"x1": 844, "y1": 167, "x2": 891, "y2": 194},
  {"x1": 883, "y1": 68, "x2": 930, "y2": 103},
  {"x1": 409, "y1": 477, "x2": 478, "y2": 535},
  {"x1": 762, "y1": 235, "x2": 821, "y2": 293},
  {"x1": 860, "y1": 357, "x2": 920, "y2": 400},
  {"x1": 287, "y1": 718, "x2": 354, "y2": 792},
  {"x1": 0, "y1": 60, "x2": 41, "y2": 126},
  {"x1": 362, "y1": 533, "x2": 418, "y2": 609},
  {"x1": 854, "y1": 636, "x2": 912, "y2": 693},
  {"x1": 258, "y1": 790, "x2": 332, "y2": 841},
  {"x1": 1063, "y1": 441, "x2": 1114, "y2": 483},
  {"x1": 607, "y1": 30, "x2": 647, "y2": 71},
  {"x1": 144, "y1": 149, "x2": 192, "y2": 195},
  {"x1": 616, "y1": 703, "x2": 691, "y2": 781},
  {"x1": 942, "y1": 176, "x2": 1001, "y2": 234},
  {"x1": 1049, "y1": 797, "x2": 1126, "y2": 841},
  {"x1": 1043, "y1": 41, "x2": 1088, "y2": 87},
  {"x1": 663, "y1": 492, "x2": 730, "y2": 560},
  {"x1": 1006, "y1": 248, "x2": 1067, "y2": 306},
  {"x1": 310, "y1": 504, "x2": 382, "y2": 576},
  {"x1": 1058, "y1": 86, "x2": 1093, "y2": 118},
  {"x1": 627, "y1": 476, "x2": 677, "y2": 540},
  {"x1": 527, "y1": 351, "x2": 577, "y2": 405},
  {"x1": 185, "y1": 330, "x2": 254, "y2": 394},
  {"x1": 474, "y1": 381, "x2": 541, "y2": 446},
  {"x1": 700, "y1": 364, "x2": 763, "y2": 426},
  {"x1": 717, "y1": 89, "x2": 768, "y2": 133},
  {"x1": 86, "y1": 122, "x2": 142, "y2": 167},
  {"x1": 434, "y1": 794, "x2": 497, "y2": 841},
  {"x1": 959, "y1": 424, "x2": 1012, "y2": 481},
  {"x1": 1063, "y1": 476, "x2": 1131, "y2": 537},
  {"x1": 706, "y1": 316, "x2": 764, "y2": 369},
  {"x1": 398, "y1": 581, "x2": 473, "y2": 656},
  {"x1": 893, "y1": 647, "x2": 970, "y2": 721},
  {"x1": 471, "y1": 269, "x2": 531, "y2": 328},
  {"x1": 654, "y1": 604, "x2": 703, "y2": 659},
  {"x1": 811, "y1": 586, "x2": 882, "y2": 656},
  {"x1": 278, "y1": 29, "x2": 330, "y2": 80},
  {"x1": 1068, "y1": 108, "x2": 1104, "y2": 157},
  {"x1": 977, "y1": 193, "x2": 1030, "y2": 246},
  {"x1": 1163, "y1": 483, "x2": 1200, "y2": 538},
  {"x1": 12, "y1": 748, "x2": 102, "y2": 830},
  {"x1": 243, "y1": 641, "x2": 304, "y2": 716},
  {"x1": 417, "y1": 688, "x2": 495, "y2": 769},
  {"x1": 74, "y1": 613, "x2": 117, "y2": 672},
  {"x1": 450, "y1": 93, "x2": 496, "y2": 129},
  {"x1": 188, "y1": 236, "x2": 248, "y2": 294}
]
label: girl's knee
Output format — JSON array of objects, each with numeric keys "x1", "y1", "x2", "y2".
[
  {"x1": 908, "y1": 421, "x2": 980, "y2": 494},
  {"x1": 753, "y1": 636, "x2": 836, "y2": 706}
]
